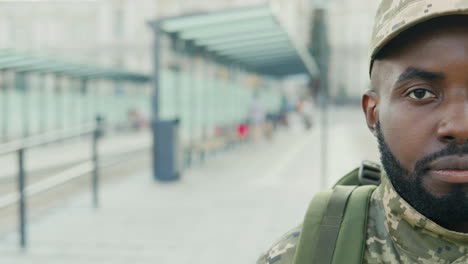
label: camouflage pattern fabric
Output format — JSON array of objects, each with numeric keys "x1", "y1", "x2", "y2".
[
  {"x1": 257, "y1": 174, "x2": 468, "y2": 264},
  {"x1": 256, "y1": 225, "x2": 301, "y2": 264},
  {"x1": 364, "y1": 175, "x2": 468, "y2": 263},
  {"x1": 370, "y1": 0, "x2": 468, "y2": 67}
]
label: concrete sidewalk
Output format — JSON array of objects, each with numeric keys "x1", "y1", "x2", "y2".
[{"x1": 0, "y1": 107, "x2": 379, "y2": 264}]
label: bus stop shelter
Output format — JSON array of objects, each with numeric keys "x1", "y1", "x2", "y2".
[
  {"x1": 149, "y1": 5, "x2": 319, "y2": 181},
  {"x1": 0, "y1": 49, "x2": 151, "y2": 140}
]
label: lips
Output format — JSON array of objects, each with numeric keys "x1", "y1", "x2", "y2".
[{"x1": 427, "y1": 155, "x2": 468, "y2": 183}]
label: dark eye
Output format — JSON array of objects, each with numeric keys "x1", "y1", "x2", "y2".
[{"x1": 408, "y1": 89, "x2": 436, "y2": 100}]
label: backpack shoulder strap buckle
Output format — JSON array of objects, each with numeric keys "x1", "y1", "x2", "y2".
[{"x1": 358, "y1": 160, "x2": 381, "y2": 185}]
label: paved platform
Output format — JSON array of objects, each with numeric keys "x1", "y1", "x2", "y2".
[{"x1": 0, "y1": 107, "x2": 379, "y2": 264}]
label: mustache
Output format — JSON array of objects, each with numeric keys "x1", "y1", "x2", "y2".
[
  {"x1": 375, "y1": 121, "x2": 468, "y2": 174},
  {"x1": 414, "y1": 144, "x2": 468, "y2": 173}
]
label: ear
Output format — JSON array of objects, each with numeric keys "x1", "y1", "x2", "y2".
[{"x1": 362, "y1": 90, "x2": 379, "y2": 136}]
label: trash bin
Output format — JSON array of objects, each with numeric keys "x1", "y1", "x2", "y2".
[{"x1": 153, "y1": 119, "x2": 181, "y2": 181}]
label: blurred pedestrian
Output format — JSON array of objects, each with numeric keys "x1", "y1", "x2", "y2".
[
  {"x1": 279, "y1": 94, "x2": 291, "y2": 127},
  {"x1": 248, "y1": 94, "x2": 266, "y2": 142},
  {"x1": 127, "y1": 108, "x2": 146, "y2": 131},
  {"x1": 236, "y1": 122, "x2": 248, "y2": 141},
  {"x1": 296, "y1": 98, "x2": 315, "y2": 130}
]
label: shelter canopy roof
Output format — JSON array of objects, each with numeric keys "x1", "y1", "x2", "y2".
[
  {"x1": 153, "y1": 5, "x2": 317, "y2": 77},
  {"x1": 0, "y1": 50, "x2": 150, "y2": 82}
]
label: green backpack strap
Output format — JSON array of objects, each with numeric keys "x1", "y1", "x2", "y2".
[
  {"x1": 293, "y1": 185, "x2": 376, "y2": 264},
  {"x1": 331, "y1": 185, "x2": 376, "y2": 263},
  {"x1": 334, "y1": 161, "x2": 381, "y2": 186},
  {"x1": 312, "y1": 185, "x2": 357, "y2": 263}
]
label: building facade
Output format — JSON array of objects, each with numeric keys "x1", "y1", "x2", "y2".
[
  {"x1": 327, "y1": 0, "x2": 379, "y2": 102},
  {"x1": 0, "y1": 0, "x2": 313, "y2": 74}
]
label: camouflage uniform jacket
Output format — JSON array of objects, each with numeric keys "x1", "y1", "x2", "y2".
[{"x1": 257, "y1": 176, "x2": 468, "y2": 264}]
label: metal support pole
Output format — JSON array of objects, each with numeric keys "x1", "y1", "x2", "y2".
[
  {"x1": 152, "y1": 24, "x2": 161, "y2": 125},
  {"x1": 184, "y1": 54, "x2": 195, "y2": 167},
  {"x1": 239, "y1": 69, "x2": 246, "y2": 130},
  {"x1": 235, "y1": 68, "x2": 239, "y2": 127},
  {"x1": 230, "y1": 67, "x2": 237, "y2": 139},
  {"x1": 214, "y1": 64, "x2": 221, "y2": 137},
  {"x1": 223, "y1": 67, "x2": 230, "y2": 140},
  {"x1": 93, "y1": 81, "x2": 99, "y2": 123},
  {"x1": 92, "y1": 116, "x2": 102, "y2": 208},
  {"x1": 173, "y1": 67, "x2": 181, "y2": 119},
  {"x1": 188, "y1": 57, "x2": 195, "y2": 159},
  {"x1": 311, "y1": 8, "x2": 330, "y2": 189},
  {"x1": 199, "y1": 58, "x2": 207, "y2": 162},
  {"x1": 197, "y1": 58, "x2": 203, "y2": 143},
  {"x1": 173, "y1": 39, "x2": 183, "y2": 120},
  {"x1": 16, "y1": 73, "x2": 29, "y2": 138},
  {"x1": 227, "y1": 67, "x2": 234, "y2": 148},
  {"x1": 207, "y1": 61, "x2": 214, "y2": 140},
  {"x1": 201, "y1": 58, "x2": 210, "y2": 142},
  {"x1": 80, "y1": 79, "x2": 89, "y2": 126},
  {"x1": 39, "y1": 74, "x2": 46, "y2": 134},
  {"x1": 17, "y1": 148, "x2": 27, "y2": 249},
  {"x1": 55, "y1": 76, "x2": 62, "y2": 131},
  {"x1": 70, "y1": 78, "x2": 77, "y2": 129},
  {"x1": 65, "y1": 78, "x2": 73, "y2": 130},
  {"x1": 151, "y1": 22, "x2": 162, "y2": 179},
  {"x1": 1, "y1": 70, "x2": 8, "y2": 141},
  {"x1": 112, "y1": 80, "x2": 119, "y2": 126}
]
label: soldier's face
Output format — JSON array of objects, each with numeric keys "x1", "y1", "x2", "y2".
[{"x1": 363, "y1": 19, "x2": 468, "y2": 227}]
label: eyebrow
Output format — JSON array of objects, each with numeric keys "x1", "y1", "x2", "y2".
[{"x1": 396, "y1": 67, "x2": 445, "y2": 84}]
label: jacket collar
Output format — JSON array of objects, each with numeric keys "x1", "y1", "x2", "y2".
[{"x1": 376, "y1": 173, "x2": 468, "y2": 258}]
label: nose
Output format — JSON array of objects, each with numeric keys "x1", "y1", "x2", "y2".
[{"x1": 437, "y1": 102, "x2": 468, "y2": 144}]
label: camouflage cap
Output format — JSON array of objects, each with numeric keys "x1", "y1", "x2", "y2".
[{"x1": 370, "y1": 0, "x2": 468, "y2": 73}]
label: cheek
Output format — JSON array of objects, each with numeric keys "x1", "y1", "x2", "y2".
[{"x1": 379, "y1": 102, "x2": 436, "y2": 170}]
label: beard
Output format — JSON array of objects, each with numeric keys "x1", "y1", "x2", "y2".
[{"x1": 375, "y1": 122, "x2": 468, "y2": 227}]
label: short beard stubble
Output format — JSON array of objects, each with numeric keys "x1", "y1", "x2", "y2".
[{"x1": 375, "y1": 121, "x2": 468, "y2": 227}]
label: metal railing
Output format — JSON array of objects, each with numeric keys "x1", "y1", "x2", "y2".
[{"x1": 0, "y1": 116, "x2": 104, "y2": 249}]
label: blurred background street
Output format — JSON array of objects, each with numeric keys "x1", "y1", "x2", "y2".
[
  {"x1": 0, "y1": 108, "x2": 378, "y2": 264},
  {"x1": 0, "y1": 0, "x2": 381, "y2": 263}
]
